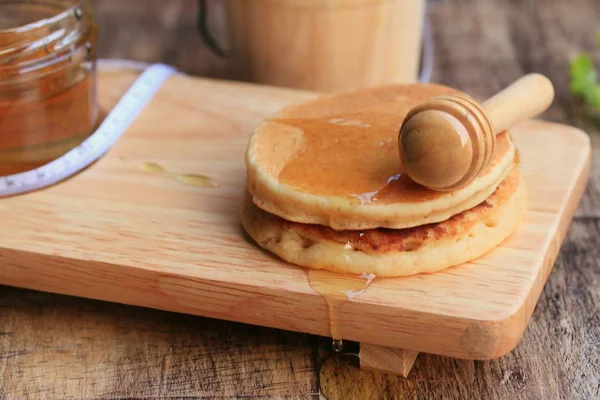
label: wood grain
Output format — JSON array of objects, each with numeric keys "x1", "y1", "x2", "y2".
[
  {"x1": 1, "y1": 0, "x2": 599, "y2": 399},
  {"x1": 360, "y1": 344, "x2": 419, "y2": 378},
  {"x1": 481, "y1": 73, "x2": 555, "y2": 133},
  {"x1": 0, "y1": 286, "x2": 317, "y2": 398},
  {"x1": 0, "y1": 64, "x2": 590, "y2": 362}
]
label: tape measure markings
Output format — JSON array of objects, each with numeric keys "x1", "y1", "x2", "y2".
[{"x1": 0, "y1": 63, "x2": 177, "y2": 197}]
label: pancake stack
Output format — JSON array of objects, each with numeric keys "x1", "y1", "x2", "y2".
[{"x1": 241, "y1": 83, "x2": 526, "y2": 277}]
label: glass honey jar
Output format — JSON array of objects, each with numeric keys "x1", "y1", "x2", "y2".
[{"x1": 0, "y1": 0, "x2": 98, "y2": 176}]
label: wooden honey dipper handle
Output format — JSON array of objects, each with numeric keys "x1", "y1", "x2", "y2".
[
  {"x1": 482, "y1": 73, "x2": 555, "y2": 134},
  {"x1": 398, "y1": 73, "x2": 555, "y2": 191}
]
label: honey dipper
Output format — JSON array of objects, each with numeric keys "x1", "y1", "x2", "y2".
[{"x1": 398, "y1": 73, "x2": 555, "y2": 191}]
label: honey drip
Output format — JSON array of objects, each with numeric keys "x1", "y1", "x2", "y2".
[
  {"x1": 307, "y1": 267, "x2": 376, "y2": 352},
  {"x1": 140, "y1": 162, "x2": 165, "y2": 174},
  {"x1": 272, "y1": 113, "x2": 444, "y2": 204},
  {"x1": 139, "y1": 162, "x2": 218, "y2": 188}
]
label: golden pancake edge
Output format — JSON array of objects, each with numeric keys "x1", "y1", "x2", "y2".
[
  {"x1": 241, "y1": 168, "x2": 526, "y2": 277},
  {"x1": 245, "y1": 83, "x2": 517, "y2": 231}
]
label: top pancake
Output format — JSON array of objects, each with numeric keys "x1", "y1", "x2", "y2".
[{"x1": 245, "y1": 83, "x2": 517, "y2": 230}]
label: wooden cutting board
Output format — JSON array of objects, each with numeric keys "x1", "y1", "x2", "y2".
[{"x1": 0, "y1": 69, "x2": 590, "y2": 365}]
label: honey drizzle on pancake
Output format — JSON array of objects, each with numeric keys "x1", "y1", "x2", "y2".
[
  {"x1": 268, "y1": 113, "x2": 511, "y2": 206},
  {"x1": 307, "y1": 268, "x2": 375, "y2": 352},
  {"x1": 273, "y1": 113, "x2": 446, "y2": 204}
]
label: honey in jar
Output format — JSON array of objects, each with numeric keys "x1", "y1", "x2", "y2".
[{"x1": 0, "y1": 0, "x2": 99, "y2": 176}]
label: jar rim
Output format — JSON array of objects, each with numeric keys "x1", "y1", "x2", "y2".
[
  {"x1": 0, "y1": 0, "x2": 95, "y2": 81},
  {"x1": 0, "y1": 0, "x2": 84, "y2": 36}
]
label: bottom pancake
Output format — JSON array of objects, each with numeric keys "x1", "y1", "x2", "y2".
[{"x1": 241, "y1": 168, "x2": 527, "y2": 277}]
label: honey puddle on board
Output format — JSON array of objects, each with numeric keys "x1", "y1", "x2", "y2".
[
  {"x1": 307, "y1": 267, "x2": 376, "y2": 352},
  {"x1": 139, "y1": 162, "x2": 219, "y2": 188}
]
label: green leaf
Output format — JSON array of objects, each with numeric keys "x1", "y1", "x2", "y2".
[
  {"x1": 592, "y1": 86, "x2": 600, "y2": 109},
  {"x1": 569, "y1": 54, "x2": 598, "y2": 96},
  {"x1": 570, "y1": 77, "x2": 589, "y2": 95},
  {"x1": 570, "y1": 54, "x2": 595, "y2": 80},
  {"x1": 582, "y1": 84, "x2": 597, "y2": 105},
  {"x1": 568, "y1": 35, "x2": 600, "y2": 119}
]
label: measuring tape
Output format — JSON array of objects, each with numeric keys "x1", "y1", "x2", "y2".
[{"x1": 0, "y1": 62, "x2": 177, "y2": 198}]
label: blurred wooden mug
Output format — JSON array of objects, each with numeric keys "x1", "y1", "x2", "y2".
[{"x1": 197, "y1": 0, "x2": 432, "y2": 92}]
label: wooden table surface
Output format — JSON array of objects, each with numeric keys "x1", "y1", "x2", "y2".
[{"x1": 1, "y1": 0, "x2": 599, "y2": 399}]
